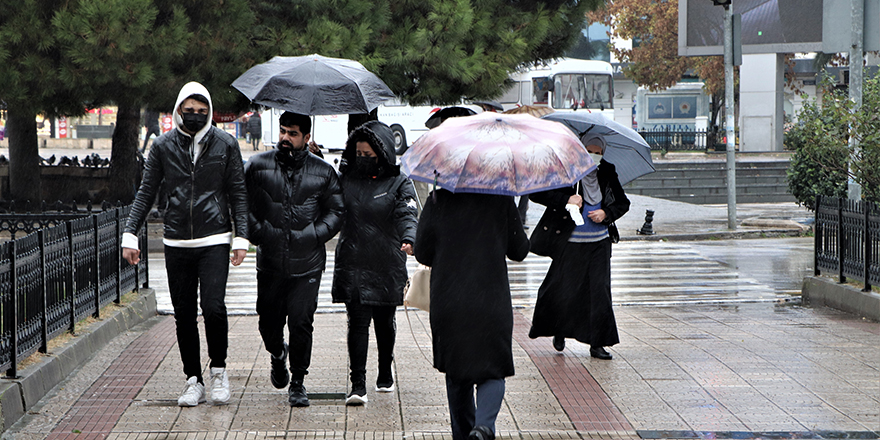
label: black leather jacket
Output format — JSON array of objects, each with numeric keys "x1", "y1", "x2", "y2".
[
  {"x1": 124, "y1": 126, "x2": 249, "y2": 242},
  {"x1": 245, "y1": 149, "x2": 344, "y2": 277}
]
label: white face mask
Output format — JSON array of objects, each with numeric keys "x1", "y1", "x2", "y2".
[{"x1": 589, "y1": 152, "x2": 603, "y2": 164}]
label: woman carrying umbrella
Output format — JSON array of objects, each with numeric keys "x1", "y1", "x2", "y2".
[
  {"x1": 415, "y1": 189, "x2": 529, "y2": 440},
  {"x1": 528, "y1": 134, "x2": 630, "y2": 360},
  {"x1": 331, "y1": 121, "x2": 419, "y2": 406}
]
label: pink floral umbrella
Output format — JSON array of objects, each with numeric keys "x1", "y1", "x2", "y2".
[{"x1": 400, "y1": 113, "x2": 596, "y2": 196}]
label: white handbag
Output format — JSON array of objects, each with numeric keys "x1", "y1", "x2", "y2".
[{"x1": 403, "y1": 265, "x2": 431, "y2": 312}]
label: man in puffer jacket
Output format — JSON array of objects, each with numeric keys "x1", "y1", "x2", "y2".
[
  {"x1": 331, "y1": 121, "x2": 418, "y2": 406},
  {"x1": 123, "y1": 81, "x2": 249, "y2": 408},
  {"x1": 245, "y1": 111, "x2": 344, "y2": 407}
]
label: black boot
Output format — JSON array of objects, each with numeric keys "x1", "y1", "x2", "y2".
[
  {"x1": 376, "y1": 361, "x2": 394, "y2": 392},
  {"x1": 468, "y1": 425, "x2": 495, "y2": 440},
  {"x1": 288, "y1": 379, "x2": 309, "y2": 407},
  {"x1": 552, "y1": 335, "x2": 565, "y2": 352},
  {"x1": 270, "y1": 343, "x2": 289, "y2": 389},
  {"x1": 590, "y1": 346, "x2": 612, "y2": 360}
]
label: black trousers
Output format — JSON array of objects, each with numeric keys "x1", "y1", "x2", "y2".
[
  {"x1": 256, "y1": 271, "x2": 322, "y2": 379},
  {"x1": 345, "y1": 297, "x2": 396, "y2": 383},
  {"x1": 445, "y1": 376, "x2": 505, "y2": 440},
  {"x1": 164, "y1": 244, "x2": 230, "y2": 382}
]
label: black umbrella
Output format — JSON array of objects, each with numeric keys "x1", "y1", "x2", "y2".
[
  {"x1": 542, "y1": 112, "x2": 654, "y2": 186},
  {"x1": 231, "y1": 54, "x2": 395, "y2": 115},
  {"x1": 424, "y1": 106, "x2": 477, "y2": 129}
]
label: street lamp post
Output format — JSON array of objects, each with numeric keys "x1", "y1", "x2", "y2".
[{"x1": 713, "y1": 0, "x2": 737, "y2": 229}]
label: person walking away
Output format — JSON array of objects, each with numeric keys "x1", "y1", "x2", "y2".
[
  {"x1": 141, "y1": 109, "x2": 161, "y2": 153},
  {"x1": 122, "y1": 82, "x2": 249, "y2": 407},
  {"x1": 331, "y1": 121, "x2": 418, "y2": 406},
  {"x1": 247, "y1": 111, "x2": 262, "y2": 150},
  {"x1": 527, "y1": 134, "x2": 630, "y2": 359},
  {"x1": 414, "y1": 190, "x2": 530, "y2": 440},
  {"x1": 245, "y1": 111, "x2": 344, "y2": 407}
]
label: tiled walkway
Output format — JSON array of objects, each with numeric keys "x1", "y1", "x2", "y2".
[{"x1": 8, "y1": 301, "x2": 878, "y2": 440}]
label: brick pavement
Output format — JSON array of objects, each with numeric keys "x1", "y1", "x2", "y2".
[{"x1": 7, "y1": 301, "x2": 878, "y2": 440}]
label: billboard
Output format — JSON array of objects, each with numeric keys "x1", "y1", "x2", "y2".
[{"x1": 679, "y1": 0, "x2": 824, "y2": 56}]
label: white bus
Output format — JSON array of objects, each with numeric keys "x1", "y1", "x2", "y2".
[{"x1": 261, "y1": 58, "x2": 614, "y2": 154}]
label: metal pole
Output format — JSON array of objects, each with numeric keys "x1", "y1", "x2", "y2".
[
  {"x1": 724, "y1": 4, "x2": 737, "y2": 230},
  {"x1": 847, "y1": 0, "x2": 864, "y2": 201},
  {"x1": 39, "y1": 230, "x2": 48, "y2": 353}
]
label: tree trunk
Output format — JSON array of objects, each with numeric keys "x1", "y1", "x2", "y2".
[
  {"x1": 7, "y1": 109, "x2": 42, "y2": 205},
  {"x1": 108, "y1": 103, "x2": 141, "y2": 204}
]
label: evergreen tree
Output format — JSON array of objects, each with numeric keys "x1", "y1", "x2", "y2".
[{"x1": 0, "y1": 0, "x2": 86, "y2": 202}]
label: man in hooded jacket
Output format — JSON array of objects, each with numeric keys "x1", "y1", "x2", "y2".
[
  {"x1": 245, "y1": 111, "x2": 344, "y2": 407},
  {"x1": 123, "y1": 81, "x2": 249, "y2": 407}
]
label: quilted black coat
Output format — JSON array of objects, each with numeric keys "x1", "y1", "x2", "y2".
[
  {"x1": 245, "y1": 148, "x2": 344, "y2": 277},
  {"x1": 331, "y1": 121, "x2": 419, "y2": 306}
]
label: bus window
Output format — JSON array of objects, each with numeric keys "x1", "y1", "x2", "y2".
[
  {"x1": 550, "y1": 74, "x2": 612, "y2": 111},
  {"x1": 531, "y1": 77, "x2": 550, "y2": 105},
  {"x1": 498, "y1": 81, "x2": 521, "y2": 104}
]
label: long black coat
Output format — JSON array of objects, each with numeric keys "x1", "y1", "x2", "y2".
[
  {"x1": 414, "y1": 190, "x2": 530, "y2": 383},
  {"x1": 527, "y1": 160, "x2": 630, "y2": 345},
  {"x1": 331, "y1": 121, "x2": 419, "y2": 306}
]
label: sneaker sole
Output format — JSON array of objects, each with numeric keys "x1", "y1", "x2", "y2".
[
  {"x1": 178, "y1": 397, "x2": 206, "y2": 407},
  {"x1": 375, "y1": 385, "x2": 395, "y2": 393},
  {"x1": 345, "y1": 394, "x2": 368, "y2": 405}
]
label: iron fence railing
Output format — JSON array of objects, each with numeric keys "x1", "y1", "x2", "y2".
[
  {"x1": 637, "y1": 128, "x2": 728, "y2": 152},
  {"x1": 814, "y1": 196, "x2": 880, "y2": 291},
  {"x1": 0, "y1": 205, "x2": 148, "y2": 377}
]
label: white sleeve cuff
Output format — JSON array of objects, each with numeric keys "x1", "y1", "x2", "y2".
[
  {"x1": 232, "y1": 237, "x2": 250, "y2": 251},
  {"x1": 122, "y1": 233, "x2": 140, "y2": 250}
]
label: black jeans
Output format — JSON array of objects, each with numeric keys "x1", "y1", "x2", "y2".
[
  {"x1": 345, "y1": 297, "x2": 396, "y2": 383},
  {"x1": 164, "y1": 244, "x2": 230, "y2": 383},
  {"x1": 445, "y1": 376, "x2": 505, "y2": 440},
  {"x1": 256, "y1": 271, "x2": 322, "y2": 380}
]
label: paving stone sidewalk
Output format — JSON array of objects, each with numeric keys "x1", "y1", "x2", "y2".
[{"x1": 6, "y1": 300, "x2": 878, "y2": 440}]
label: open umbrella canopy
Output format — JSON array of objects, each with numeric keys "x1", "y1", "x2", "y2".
[
  {"x1": 541, "y1": 112, "x2": 654, "y2": 186},
  {"x1": 502, "y1": 105, "x2": 554, "y2": 118},
  {"x1": 473, "y1": 100, "x2": 504, "y2": 112},
  {"x1": 231, "y1": 54, "x2": 395, "y2": 115},
  {"x1": 424, "y1": 106, "x2": 477, "y2": 129},
  {"x1": 401, "y1": 113, "x2": 595, "y2": 196}
]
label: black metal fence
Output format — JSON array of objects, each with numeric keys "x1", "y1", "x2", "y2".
[
  {"x1": 0, "y1": 205, "x2": 148, "y2": 377},
  {"x1": 637, "y1": 128, "x2": 727, "y2": 152},
  {"x1": 814, "y1": 196, "x2": 880, "y2": 291}
]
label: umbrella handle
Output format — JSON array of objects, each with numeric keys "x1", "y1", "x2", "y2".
[{"x1": 432, "y1": 170, "x2": 438, "y2": 203}]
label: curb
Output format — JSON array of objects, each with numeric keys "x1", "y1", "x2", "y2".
[
  {"x1": 803, "y1": 276, "x2": 880, "y2": 322},
  {"x1": 621, "y1": 228, "x2": 807, "y2": 242},
  {"x1": 0, "y1": 289, "x2": 157, "y2": 433}
]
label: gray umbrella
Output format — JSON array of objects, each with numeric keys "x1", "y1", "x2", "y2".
[
  {"x1": 542, "y1": 112, "x2": 654, "y2": 186},
  {"x1": 232, "y1": 54, "x2": 395, "y2": 115}
]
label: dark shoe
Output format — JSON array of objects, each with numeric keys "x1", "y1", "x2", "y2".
[
  {"x1": 376, "y1": 367, "x2": 394, "y2": 392},
  {"x1": 288, "y1": 380, "x2": 310, "y2": 407},
  {"x1": 552, "y1": 335, "x2": 565, "y2": 352},
  {"x1": 345, "y1": 379, "x2": 368, "y2": 406},
  {"x1": 270, "y1": 343, "x2": 289, "y2": 389},
  {"x1": 590, "y1": 346, "x2": 612, "y2": 360},
  {"x1": 468, "y1": 425, "x2": 495, "y2": 440}
]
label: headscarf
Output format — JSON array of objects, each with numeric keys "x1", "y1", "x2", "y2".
[{"x1": 580, "y1": 134, "x2": 605, "y2": 205}]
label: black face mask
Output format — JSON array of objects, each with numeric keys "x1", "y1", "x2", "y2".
[
  {"x1": 354, "y1": 156, "x2": 380, "y2": 176},
  {"x1": 181, "y1": 112, "x2": 208, "y2": 132}
]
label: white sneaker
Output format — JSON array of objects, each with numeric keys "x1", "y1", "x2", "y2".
[
  {"x1": 178, "y1": 376, "x2": 206, "y2": 407},
  {"x1": 210, "y1": 367, "x2": 231, "y2": 405}
]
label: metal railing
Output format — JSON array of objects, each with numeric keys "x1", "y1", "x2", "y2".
[
  {"x1": 814, "y1": 196, "x2": 880, "y2": 291},
  {"x1": 0, "y1": 205, "x2": 148, "y2": 377},
  {"x1": 637, "y1": 128, "x2": 727, "y2": 152}
]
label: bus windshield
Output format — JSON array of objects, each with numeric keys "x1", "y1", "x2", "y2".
[{"x1": 551, "y1": 74, "x2": 612, "y2": 111}]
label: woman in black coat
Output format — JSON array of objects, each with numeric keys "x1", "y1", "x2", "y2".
[
  {"x1": 415, "y1": 190, "x2": 530, "y2": 440},
  {"x1": 528, "y1": 134, "x2": 630, "y2": 360},
  {"x1": 331, "y1": 121, "x2": 419, "y2": 405}
]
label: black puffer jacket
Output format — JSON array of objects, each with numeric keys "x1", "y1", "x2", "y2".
[
  {"x1": 245, "y1": 148, "x2": 344, "y2": 277},
  {"x1": 125, "y1": 126, "x2": 249, "y2": 241},
  {"x1": 331, "y1": 121, "x2": 419, "y2": 305}
]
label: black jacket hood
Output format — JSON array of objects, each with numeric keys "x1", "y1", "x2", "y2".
[{"x1": 340, "y1": 120, "x2": 400, "y2": 177}]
